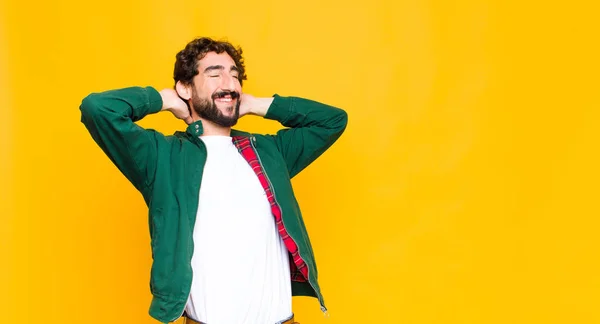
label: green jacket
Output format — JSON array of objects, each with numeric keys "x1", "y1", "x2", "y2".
[{"x1": 79, "y1": 86, "x2": 348, "y2": 323}]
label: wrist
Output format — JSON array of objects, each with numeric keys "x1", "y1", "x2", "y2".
[
  {"x1": 147, "y1": 86, "x2": 166, "y2": 114},
  {"x1": 249, "y1": 97, "x2": 274, "y2": 116},
  {"x1": 158, "y1": 90, "x2": 170, "y2": 111}
]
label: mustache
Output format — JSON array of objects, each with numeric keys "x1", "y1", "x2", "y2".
[{"x1": 212, "y1": 91, "x2": 240, "y2": 100}]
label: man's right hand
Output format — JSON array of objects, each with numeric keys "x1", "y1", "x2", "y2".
[{"x1": 159, "y1": 88, "x2": 194, "y2": 125}]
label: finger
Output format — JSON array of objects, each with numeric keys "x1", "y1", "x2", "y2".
[{"x1": 184, "y1": 116, "x2": 194, "y2": 125}]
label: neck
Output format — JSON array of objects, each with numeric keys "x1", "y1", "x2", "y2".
[{"x1": 197, "y1": 117, "x2": 231, "y2": 136}]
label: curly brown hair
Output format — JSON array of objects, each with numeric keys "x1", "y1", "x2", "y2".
[{"x1": 173, "y1": 37, "x2": 247, "y2": 87}]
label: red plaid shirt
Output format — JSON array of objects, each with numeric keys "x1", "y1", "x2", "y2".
[{"x1": 233, "y1": 136, "x2": 308, "y2": 282}]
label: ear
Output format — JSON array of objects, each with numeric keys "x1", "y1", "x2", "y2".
[{"x1": 175, "y1": 80, "x2": 192, "y2": 100}]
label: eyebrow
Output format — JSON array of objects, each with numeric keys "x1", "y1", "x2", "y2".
[{"x1": 203, "y1": 65, "x2": 240, "y2": 73}]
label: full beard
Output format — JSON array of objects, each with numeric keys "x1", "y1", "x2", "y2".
[{"x1": 191, "y1": 90, "x2": 240, "y2": 127}]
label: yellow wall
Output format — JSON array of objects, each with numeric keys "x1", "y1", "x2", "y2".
[{"x1": 2, "y1": 0, "x2": 599, "y2": 323}]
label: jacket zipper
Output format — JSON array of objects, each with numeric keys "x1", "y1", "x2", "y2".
[{"x1": 249, "y1": 137, "x2": 329, "y2": 316}]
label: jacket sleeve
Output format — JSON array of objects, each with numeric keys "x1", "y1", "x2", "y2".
[
  {"x1": 79, "y1": 86, "x2": 164, "y2": 192},
  {"x1": 264, "y1": 94, "x2": 348, "y2": 178}
]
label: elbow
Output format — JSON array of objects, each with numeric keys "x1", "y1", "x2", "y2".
[
  {"x1": 334, "y1": 107, "x2": 348, "y2": 133},
  {"x1": 340, "y1": 108, "x2": 348, "y2": 126},
  {"x1": 79, "y1": 93, "x2": 104, "y2": 121}
]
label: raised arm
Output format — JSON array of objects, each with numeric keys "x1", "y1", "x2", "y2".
[
  {"x1": 79, "y1": 86, "x2": 165, "y2": 193},
  {"x1": 79, "y1": 86, "x2": 190, "y2": 193},
  {"x1": 243, "y1": 94, "x2": 348, "y2": 178}
]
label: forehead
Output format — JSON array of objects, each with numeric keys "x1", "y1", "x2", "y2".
[{"x1": 197, "y1": 51, "x2": 236, "y2": 69}]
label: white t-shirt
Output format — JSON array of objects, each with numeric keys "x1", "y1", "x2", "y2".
[{"x1": 184, "y1": 135, "x2": 292, "y2": 324}]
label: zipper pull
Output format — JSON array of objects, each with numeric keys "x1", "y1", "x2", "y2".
[{"x1": 321, "y1": 306, "x2": 330, "y2": 318}]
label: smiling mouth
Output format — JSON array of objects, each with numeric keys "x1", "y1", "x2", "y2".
[
  {"x1": 213, "y1": 91, "x2": 239, "y2": 103},
  {"x1": 215, "y1": 96, "x2": 234, "y2": 103}
]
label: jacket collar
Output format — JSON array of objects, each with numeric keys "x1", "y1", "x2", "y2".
[
  {"x1": 181, "y1": 120, "x2": 251, "y2": 139},
  {"x1": 185, "y1": 120, "x2": 204, "y2": 137}
]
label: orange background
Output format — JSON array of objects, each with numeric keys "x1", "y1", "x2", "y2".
[{"x1": 1, "y1": 0, "x2": 600, "y2": 323}]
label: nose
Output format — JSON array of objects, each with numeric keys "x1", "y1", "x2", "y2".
[{"x1": 221, "y1": 73, "x2": 236, "y2": 91}]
